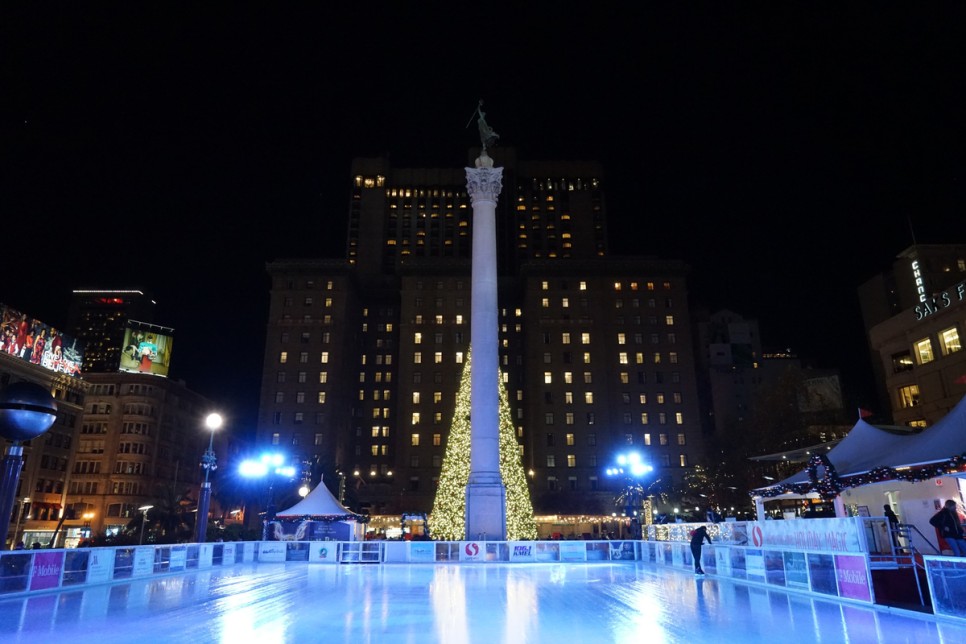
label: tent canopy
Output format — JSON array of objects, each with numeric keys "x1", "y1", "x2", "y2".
[
  {"x1": 755, "y1": 393, "x2": 966, "y2": 494},
  {"x1": 275, "y1": 479, "x2": 359, "y2": 519}
]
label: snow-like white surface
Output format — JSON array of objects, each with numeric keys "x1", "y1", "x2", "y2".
[{"x1": 0, "y1": 562, "x2": 963, "y2": 643}]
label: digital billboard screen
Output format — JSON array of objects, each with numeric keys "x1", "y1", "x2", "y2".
[
  {"x1": 118, "y1": 320, "x2": 174, "y2": 377},
  {"x1": 0, "y1": 303, "x2": 84, "y2": 376}
]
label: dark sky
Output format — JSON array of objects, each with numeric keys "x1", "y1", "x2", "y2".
[{"x1": 3, "y1": 5, "x2": 965, "y2": 431}]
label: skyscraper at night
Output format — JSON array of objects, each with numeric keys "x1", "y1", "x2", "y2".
[{"x1": 256, "y1": 150, "x2": 705, "y2": 531}]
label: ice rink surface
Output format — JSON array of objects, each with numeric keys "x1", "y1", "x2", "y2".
[{"x1": 0, "y1": 561, "x2": 963, "y2": 643}]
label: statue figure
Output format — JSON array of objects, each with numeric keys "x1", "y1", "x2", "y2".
[{"x1": 467, "y1": 99, "x2": 500, "y2": 151}]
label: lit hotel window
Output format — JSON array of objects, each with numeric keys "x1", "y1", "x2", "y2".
[{"x1": 914, "y1": 338, "x2": 934, "y2": 364}]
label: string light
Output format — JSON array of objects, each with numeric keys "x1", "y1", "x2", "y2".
[
  {"x1": 755, "y1": 453, "x2": 966, "y2": 500},
  {"x1": 429, "y1": 349, "x2": 538, "y2": 540}
]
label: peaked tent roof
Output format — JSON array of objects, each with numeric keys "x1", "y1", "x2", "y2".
[
  {"x1": 757, "y1": 420, "x2": 914, "y2": 490},
  {"x1": 756, "y1": 394, "x2": 966, "y2": 494},
  {"x1": 275, "y1": 479, "x2": 356, "y2": 519},
  {"x1": 889, "y1": 393, "x2": 966, "y2": 468}
]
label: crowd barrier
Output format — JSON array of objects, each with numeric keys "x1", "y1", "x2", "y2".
[{"x1": 1, "y1": 535, "x2": 963, "y2": 622}]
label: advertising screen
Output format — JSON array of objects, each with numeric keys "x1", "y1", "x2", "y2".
[
  {"x1": 118, "y1": 320, "x2": 174, "y2": 377},
  {"x1": 0, "y1": 304, "x2": 84, "y2": 376}
]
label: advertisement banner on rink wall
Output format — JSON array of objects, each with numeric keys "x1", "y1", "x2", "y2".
[
  {"x1": 834, "y1": 554, "x2": 872, "y2": 602},
  {"x1": 754, "y1": 517, "x2": 862, "y2": 553}
]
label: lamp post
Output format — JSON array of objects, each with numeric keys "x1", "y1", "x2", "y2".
[
  {"x1": 138, "y1": 504, "x2": 154, "y2": 545},
  {"x1": 0, "y1": 383, "x2": 58, "y2": 549},
  {"x1": 196, "y1": 412, "x2": 222, "y2": 543},
  {"x1": 606, "y1": 451, "x2": 653, "y2": 540}
]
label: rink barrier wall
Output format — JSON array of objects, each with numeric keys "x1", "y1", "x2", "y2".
[{"x1": 1, "y1": 533, "x2": 964, "y2": 622}]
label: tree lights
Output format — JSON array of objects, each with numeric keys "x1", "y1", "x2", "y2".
[{"x1": 429, "y1": 350, "x2": 537, "y2": 540}]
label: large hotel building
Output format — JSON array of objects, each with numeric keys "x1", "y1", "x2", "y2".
[{"x1": 255, "y1": 150, "x2": 706, "y2": 522}]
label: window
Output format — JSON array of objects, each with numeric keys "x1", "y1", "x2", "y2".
[
  {"x1": 891, "y1": 351, "x2": 914, "y2": 373},
  {"x1": 544, "y1": 372, "x2": 552, "y2": 384},
  {"x1": 665, "y1": 315, "x2": 675, "y2": 326},
  {"x1": 584, "y1": 392, "x2": 594, "y2": 404},
  {"x1": 411, "y1": 433, "x2": 420, "y2": 446},
  {"x1": 566, "y1": 433, "x2": 575, "y2": 446},
  {"x1": 898, "y1": 384, "x2": 920, "y2": 408},
  {"x1": 299, "y1": 351, "x2": 309, "y2": 364},
  {"x1": 677, "y1": 433, "x2": 686, "y2": 445},
  {"x1": 679, "y1": 454, "x2": 688, "y2": 467},
  {"x1": 939, "y1": 327, "x2": 962, "y2": 356},
  {"x1": 567, "y1": 455, "x2": 576, "y2": 468},
  {"x1": 915, "y1": 338, "x2": 934, "y2": 364},
  {"x1": 546, "y1": 455, "x2": 556, "y2": 467}
]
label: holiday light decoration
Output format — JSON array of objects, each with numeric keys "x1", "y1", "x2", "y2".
[
  {"x1": 754, "y1": 453, "x2": 966, "y2": 499},
  {"x1": 428, "y1": 348, "x2": 538, "y2": 540}
]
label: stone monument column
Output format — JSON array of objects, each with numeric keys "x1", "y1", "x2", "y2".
[{"x1": 464, "y1": 147, "x2": 506, "y2": 541}]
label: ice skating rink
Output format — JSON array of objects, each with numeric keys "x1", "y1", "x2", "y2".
[{"x1": 0, "y1": 561, "x2": 963, "y2": 644}]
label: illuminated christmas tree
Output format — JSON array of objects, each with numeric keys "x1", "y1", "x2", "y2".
[{"x1": 429, "y1": 348, "x2": 537, "y2": 540}]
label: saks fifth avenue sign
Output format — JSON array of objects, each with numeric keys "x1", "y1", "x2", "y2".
[{"x1": 914, "y1": 276, "x2": 966, "y2": 321}]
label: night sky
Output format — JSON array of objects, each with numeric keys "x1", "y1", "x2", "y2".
[{"x1": 3, "y1": 5, "x2": 964, "y2": 433}]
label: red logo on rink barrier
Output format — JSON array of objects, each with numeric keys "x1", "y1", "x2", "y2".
[
  {"x1": 465, "y1": 543, "x2": 480, "y2": 556},
  {"x1": 752, "y1": 525, "x2": 763, "y2": 547}
]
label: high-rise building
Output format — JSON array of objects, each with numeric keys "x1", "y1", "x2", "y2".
[
  {"x1": 256, "y1": 151, "x2": 705, "y2": 528},
  {"x1": 0, "y1": 303, "x2": 87, "y2": 549},
  {"x1": 68, "y1": 372, "x2": 218, "y2": 541},
  {"x1": 859, "y1": 244, "x2": 966, "y2": 420},
  {"x1": 67, "y1": 289, "x2": 156, "y2": 373}
]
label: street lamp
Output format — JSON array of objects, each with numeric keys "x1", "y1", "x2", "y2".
[
  {"x1": 196, "y1": 412, "x2": 222, "y2": 543},
  {"x1": 606, "y1": 451, "x2": 653, "y2": 539},
  {"x1": 0, "y1": 383, "x2": 57, "y2": 549},
  {"x1": 138, "y1": 505, "x2": 154, "y2": 545}
]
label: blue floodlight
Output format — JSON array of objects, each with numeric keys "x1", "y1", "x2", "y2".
[
  {"x1": 239, "y1": 452, "x2": 297, "y2": 479},
  {"x1": 609, "y1": 451, "x2": 653, "y2": 480},
  {"x1": 239, "y1": 459, "x2": 268, "y2": 478}
]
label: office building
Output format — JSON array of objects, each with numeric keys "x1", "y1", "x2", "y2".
[
  {"x1": 67, "y1": 289, "x2": 156, "y2": 373},
  {"x1": 257, "y1": 151, "x2": 706, "y2": 526},
  {"x1": 861, "y1": 244, "x2": 966, "y2": 423}
]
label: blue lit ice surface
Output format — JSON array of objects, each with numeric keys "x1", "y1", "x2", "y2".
[{"x1": 1, "y1": 562, "x2": 964, "y2": 643}]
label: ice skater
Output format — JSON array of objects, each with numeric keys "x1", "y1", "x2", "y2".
[{"x1": 690, "y1": 524, "x2": 712, "y2": 574}]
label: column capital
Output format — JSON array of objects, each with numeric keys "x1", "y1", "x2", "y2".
[{"x1": 465, "y1": 166, "x2": 504, "y2": 204}]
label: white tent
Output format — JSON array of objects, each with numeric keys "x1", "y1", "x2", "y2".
[
  {"x1": 275, "y1": 480, "x2": 355, "y2": 519},
  {"x1": 269, "y1": 480, "x2": 365, "y2": 541},
  {"x1": 758, "y1": 393, "x2": 966, "y2": 493}
]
